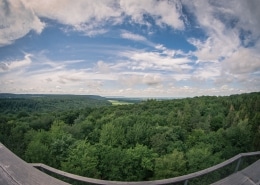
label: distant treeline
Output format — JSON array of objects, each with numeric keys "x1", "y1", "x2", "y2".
[
  {"x1": 0, "y1": 94, "x2": 111, "y2": 113},
  {"x1": 0, "y1": 92, "x2": 259, "y2": 184}
]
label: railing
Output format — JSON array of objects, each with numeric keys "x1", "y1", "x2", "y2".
[{"x1": 31, "y1": 151, "x2": 260, "y2": 185}]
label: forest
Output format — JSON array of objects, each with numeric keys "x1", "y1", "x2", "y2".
[{"x1": 0, "y1": 92, "x2": 259, "y2": 184}]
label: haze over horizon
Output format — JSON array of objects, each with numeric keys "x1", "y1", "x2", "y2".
[{"x1": 1, "y1": 0, "x2": 260, "y2": 97}]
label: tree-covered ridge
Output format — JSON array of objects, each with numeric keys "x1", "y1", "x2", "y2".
[
  {"x1": 0, "y1": 92, "x2": 259, "y2": 183},
  {"x1": 0, "y1": 94, "x2": 111, "y2": 114}
]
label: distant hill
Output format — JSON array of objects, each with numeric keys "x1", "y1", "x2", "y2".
[{"x1": 0, "y1": 93, "x2": 111, "y2": 113}]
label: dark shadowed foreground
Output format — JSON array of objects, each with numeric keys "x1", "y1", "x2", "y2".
[{"x1": 1, "y1": 143, "x2": 259, "y2": 185}]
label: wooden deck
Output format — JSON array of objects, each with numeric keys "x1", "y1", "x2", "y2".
[
  {"x1": 0, "y1": 143, "x2": 69, "y2": 185},
  {"x1": 212, "y1": 159, "x2": 260, "y2": 185}
]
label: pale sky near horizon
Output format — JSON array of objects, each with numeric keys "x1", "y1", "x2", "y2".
[{"x1": 0, "y1": 0, "x2": 260, "y2": 97}]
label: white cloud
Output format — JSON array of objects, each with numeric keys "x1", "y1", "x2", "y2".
[
  {"x1": 184, "y1": 0, "x2": 260, "y2": 63},
  {"x1": 78, "y1": 28, "x2": 108, "y2": 37},
  {"x1": 223, "y1": 48, "x2": 260, "y2": 74},
  {"x1": 0, "y1": 52, "x2": 120, "y2": 94},
  {"x1": 95, "y1": 60, "x2": 111, "y2": 74},
  {"x1": 181, "y1": 0, "x2": 260, "y2": 94},
  {"x1": 143, "y1": 74, "x2": 163, "y2": 86},
  {"x1": 193, "y1": 62, "x2": 221, "y2": 80},
  {"x1": 184, "y1": 0, "x2": 241, "y2": 62},
  {"x1": 120, "y1": 31, "x2": 147, "y2": 42},
  {"x1": 156, "y1": 44, "x2": 187, "y2": 58},
  {"x1": 188, "y1": 34, "x2": 239, "y2": 62},
  {"x1": 214, "y1": 0, "x2": 260, "y2": 41},
  {"x1": 119, "y1": 50, "x2": 192, "y2": 72},
  {"x1": 0, "y1": 0, "x2": 185, "y2": 44},
  {"x1": 155, "y1": 44, "x2": 167, "y2": 50},
  {"x1": 0, "y1": 65, "x2": 117, "y2": 95},
  {"x1": 119, "y1": 73, "x2": 163, "y2": 87},
  {"x1": 22, "y1": 0, "x2": 121, "y2": 25},
  {"x1": 0, "y1": 54, "x2": 32, "y2": 72},
  {"x1": 0, "y1": 0, "x2": 45, "y2": 46},
  {"x1": 21, "y1": 0, "x2": 121, "y2": 36},
  {"x1": 170, "y1": 74, "x2": 191, "y2": 81},
  {"x1": 119, "y1": 0, "x2": 184, "y2": 29}
]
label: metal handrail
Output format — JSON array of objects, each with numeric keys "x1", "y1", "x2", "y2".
[{"x1": 31, "y1": 151, "x2": 260, "y2": 185}]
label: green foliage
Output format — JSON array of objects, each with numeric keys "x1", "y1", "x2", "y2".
[
  {"x1": 0, "y1": 92, "x2": 259, "y2": 182},
  {"x1": 251, "y1": 113, "x2": 260, "y2": 150},
  {"x1": 25, "y1": 130, "x2": 53, "y2": 164},
  {"x1": 154, "y1": 150, "x2": 186, "y2": 179},
  {"x1": 125, "y1": 144, "x2": 157, "y2": 180},
  {"x1": 100, "y1": 122, "x2": 127, "y2": 147},
  {"x1": 25, "y1": 121, "x2": 75, "y2": 168},
  {"x1": 210, "y1": 114, "x2": 224, "y2": 131},
  {"x1": 186, "y1": 145, "x2": 221, "y2": 173},
  {"x1": 29, "y1": 115, "x2": 53, "y2": 130},
  {"x1": 61, "y1": 140, "x2": 100, "y2": 178},
  {"x1": 95, "y1": 144, "x2": 126, "y2": 180},
  {"x1": 0, "y1": 94, "x2": 111, "y2": 114}
]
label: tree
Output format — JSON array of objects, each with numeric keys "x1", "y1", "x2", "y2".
[
  {"x1": 126, "y1": 122, "x2": 153, "y2": 147},
  {"x1": 221, "y1": 119, "x2": 252, "y2": 158},
  {"x1": 0, "y1": 115, "x2": 11, "y2": 147},
  {"x1": 150, "y1": 126, "x2": 186, "y2": 155},
  {"x1": 154, "y1": 150, "x2": 186, "y2": 179},
  {"x1": 25, "y1": 130, "x2": 53, "y2": 164},
  {"x1": 9, "y1": 122, "x2": 30, "y2": 158},
  {"x1": 94, "y1": 144, "x2": 127, "y2": 180},
  {"x1": 99, "y1": 122, "x2": 127, "y2": 147},
  {"x1": 50, "y1": 133, "x2": 75, "y2": 168},
  {"x1": 210, "y1": 114, "x2": 224, "y2": 131},
  {"x1": 186, "y1": 129, "x2": 207, "y2": 149},
  {"x1": 186, "y1": 145, "x2": 221, "y2": 173},
  {"x1": 61, "y1": 140, "x2": 100, "y2": 178},
  {"x1": 251, "y1": 113, "x2": 260, "y2": 150},
  {"x1": 25, "y1": 120, "x2": 75, "y2": 168},
  {"x1": 124, "y1": 144, "x2": 157, "y2": 181},
  {"x1": 48, "y1": 120, "x2": 76, "y2": 168}
]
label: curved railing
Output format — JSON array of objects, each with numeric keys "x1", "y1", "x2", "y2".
[{"x1": 31, "y1": 151, "x2": 260, "y2": 185}]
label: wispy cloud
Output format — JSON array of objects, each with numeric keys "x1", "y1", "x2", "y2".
[
  {"x1": 0, "y1": 54, "x2": 32, "y2": 72},
  {"x1": 119, "y1": 50, "x2": 192, "y2": 72},
  {"x1": 120, "y1": 31, "x2": 147, "y2": 42}
]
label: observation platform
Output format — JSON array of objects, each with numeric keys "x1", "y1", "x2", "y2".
[
  {"x1": 0, "y1": 143, "x2": 68, "y2": 185},
  {"x1": 1, "y1": 143, "x2": 259, "y2": 185},
  {"x1": 212, "y1": 159, "x2": 260, "y2": 185}
]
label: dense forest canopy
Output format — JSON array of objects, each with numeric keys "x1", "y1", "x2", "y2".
[
  {"x1": 0, "y1": 94, "x2": 111, "y2": 113},
  {"x1": 0, "y1": 92, "x2": 259, "y2": 183}
]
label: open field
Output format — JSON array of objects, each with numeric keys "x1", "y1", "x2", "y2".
[{"x1": 108, "y1": 99, "x2": 134, "y2": 105}]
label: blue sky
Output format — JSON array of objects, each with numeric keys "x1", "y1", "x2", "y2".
[{"x1": 0, "y1": 0, "x2": 260, "y2": 97}]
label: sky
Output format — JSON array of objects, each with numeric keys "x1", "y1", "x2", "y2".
[{"x1": 0, "y1": 0, "x2": 260, "y2": 97}]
